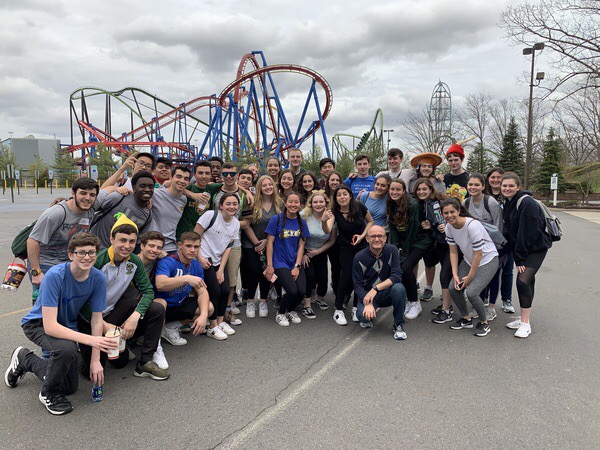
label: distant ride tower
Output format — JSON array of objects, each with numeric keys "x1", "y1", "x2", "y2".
[{"x1": 428, "y1": 81, "x2": 452, "y2": 154}]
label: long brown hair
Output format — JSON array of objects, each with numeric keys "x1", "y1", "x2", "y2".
[
  {"x1": 252, "y1": 175, "x2": 283, "y2": 223},
  {"x1": 386, "y1": 179, "x2": 410, "y2": 229}
]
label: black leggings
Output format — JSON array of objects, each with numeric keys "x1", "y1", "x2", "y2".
[
  {"x1": 335, "y1": 246, "x2": 362, "y2": 310},
  {"x1": 423, "y1": 242, "x2": 455, "y2": 290},
  {"x1": 204, "y1": 264, "x2": 230, "y2": 320},
  {"x1": 516, "y1": 250, "x2": 547, "y2": 309},
  {"x1": 274, "y1": 267, "x2": 306, "y2": 314},
  {"x1": 401, "y1": 247, "x2": 431, "y2": 303},
  {"x1": 305, "y1": 252, "x2": 329, "y2": 297},
  {"x1": 240, "y1": 247, "x2": 270, "y2": 300},
  {"x1": 328, "y1": 243, "x2": 341, "y2": 293}
]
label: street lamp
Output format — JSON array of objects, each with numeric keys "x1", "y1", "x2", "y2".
[
  {"x1": 383, "y1": 129, "x2": 394, "y2": 152},
  {"x1": 523, "y1": 42, "x2": 545, "y2": 189}
]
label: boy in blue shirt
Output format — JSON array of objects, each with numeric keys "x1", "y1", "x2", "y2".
[
  {"x1": 344, "y1": 154, "x2": 375, "y2": 197},
  {"x1": 4, "y1": 232, "x2": 117, "y2": 415}
]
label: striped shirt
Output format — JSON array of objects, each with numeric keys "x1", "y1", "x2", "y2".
[{"x1": 445, "y1": 218, "x2": 498, "y2": 266}]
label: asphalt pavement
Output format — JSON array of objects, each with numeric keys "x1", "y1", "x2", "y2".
[{"x1": 0, "y1": 189, "x2": 598, "y2": 449}]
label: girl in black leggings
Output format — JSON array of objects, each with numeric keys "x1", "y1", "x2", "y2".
[
  {"x1": 264, "y1": 192, "x2": 309, "y2": 327},
  {"x1": 501, "y1": 172, "x2": 552, "y2": 338},
  {"x1": 323, "y1": 184, "x2": 374, "y2": 326}
]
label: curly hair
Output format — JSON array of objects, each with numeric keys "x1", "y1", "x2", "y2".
[{"x1": 303, "y1": 190, "x2": 330, "y2": 217}]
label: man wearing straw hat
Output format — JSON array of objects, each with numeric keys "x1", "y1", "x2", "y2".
[{"x1": 79, "y1": 214, "x2": 169, "y2": 381}]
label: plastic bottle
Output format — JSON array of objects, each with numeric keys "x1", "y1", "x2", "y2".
[{"x1": 92, "y1": 383, "x2": 104, "y2": 402}]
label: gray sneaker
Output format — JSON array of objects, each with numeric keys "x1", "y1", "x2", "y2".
[
  {"x1": 393, "y1": 324, "x2": 407, "y2": 340},
  {"x1": 134, "y1": 361, "x2": 170, "y2": 380},
  {"x1": 502, "y1": 300, "x2": 515, "y2": 313},
  {"x1": 420, "y1": 288, "x2": 433, "y2": 302},
  {"x1": 360, "y1": 320, "x2": 374, "y2": 329},
  {"x1": 486, "y1": 307, "x2": 497, "y2": 321}
]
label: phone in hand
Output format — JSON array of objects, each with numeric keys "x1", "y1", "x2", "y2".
[
  {"x1": 457, "y1": 280, "x2": 465, "y2": 290},
  {"x1": 269, "y1": 273, "x2": 278, "y2": 283}
]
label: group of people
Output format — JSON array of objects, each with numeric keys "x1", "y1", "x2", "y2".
[{"x1": 4, "y1": 145, "x2": 553, "y2": 415}]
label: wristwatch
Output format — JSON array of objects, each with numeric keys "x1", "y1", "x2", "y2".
[
  {"x1": 373, "y1": 285, "x2": 380, "y2": 293},
  {"x1": 30, "y1": 268, "x2": 41, "y2": 276},
  {"x1": 294, "y1": 264, "x2": 301, "y2": 268}
]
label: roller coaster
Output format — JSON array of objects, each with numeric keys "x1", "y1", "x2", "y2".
[
  {"x1": 331, "y1": 108, "x2": 384, "y2": 159},
  {"x1": 66, "y1": 51, "x2": 332, "y2": 168}
]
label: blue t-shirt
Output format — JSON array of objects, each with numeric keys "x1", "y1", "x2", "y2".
[
  {"x1": 265, "y1": 213, "x2": 310, "y2": 270},
  {"x1": 154, "y1": 254, "x2": 204, "y2": 306},
  {"x1": 344, "y1": 175, "x2": 375, "y2": 198},
  {"x1": 21, "y1": 263, "x2": 107, "y2": 331},
  {"x1": 359, "y1": 192, "x2": 388, "y2": 229}
]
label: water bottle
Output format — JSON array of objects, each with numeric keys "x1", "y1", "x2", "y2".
[
  {"x1": 32, "y1": 286, "x2": 39, "y2": 306},
  {"x1": 92, "y1": 383, "x2": 104, "y2": 402}
]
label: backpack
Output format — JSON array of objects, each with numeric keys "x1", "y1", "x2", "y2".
[
  {"x1": 11, "y1": 204, "x2": 67, "y2": 259},
  {"x1": 467, "y1": 219, "x2": 507, "y2": 251},
  {"x1": 516, "y1": 195, "x2": 563, "y2": 242},
  {"x1": 464, "y1": 195, "x2": 492, "y2": 219}
]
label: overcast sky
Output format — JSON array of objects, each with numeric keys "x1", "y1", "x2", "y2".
[{"x1": 0, "y1": 0, "x2": 546, "y2": 156}]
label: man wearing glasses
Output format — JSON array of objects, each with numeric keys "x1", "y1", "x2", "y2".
[
  {"x1": 101, "y1": 151, "x2": 156, "y2": 193},
  {"x1": 5, "y1": 233, "x2": 117, "y2": 415},
  {"x1": 353, "y1": 225, "x2": 408, "y2": 340}
]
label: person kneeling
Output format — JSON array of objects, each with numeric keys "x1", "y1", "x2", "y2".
[{"x1": 354, "y1": 226, "x2": 408, "y2": 340}]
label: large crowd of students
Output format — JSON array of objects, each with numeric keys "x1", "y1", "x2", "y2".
[{"x1": 5, "y1": 146, "x2": 553, "y2": 415}]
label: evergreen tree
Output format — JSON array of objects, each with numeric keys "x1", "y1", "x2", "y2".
[
  {"x1": 466, "y1": 142, "x2": 494, "y2": 175},
  {"x1": 303, "y1": 145, "x2": 324, "y2": 175},
  {"x1": 87, "y1": 143, "x2": 119, "y2": 181},
  {"x1": 52, "y1": 146, "x2": 80, "y2": 182},
  {"x1": 532, "y1": 128, "x2": 565, "y2": 194},
  {"x1": 0, "y1": 144, "x2": 19, "y2": 175},
  {"x1": 27, "y1": 155, "x2": 50, "y2": 181},
  {"x1": 497, "y1": 116, "x2": 524, "y2": 178}
]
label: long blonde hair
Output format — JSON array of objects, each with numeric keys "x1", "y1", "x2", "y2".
[{"x1": 252, "y1": 175, "x2": 283, "y2": 222}]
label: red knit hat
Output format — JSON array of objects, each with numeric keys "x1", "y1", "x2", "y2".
[{"x1": 446, "y1": 144, "x2": 465, "y2": 159}]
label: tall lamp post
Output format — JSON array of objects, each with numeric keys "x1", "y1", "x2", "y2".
[
  {"x1": 523, "y1": 42, "x2": 545, "y2": 189},
  {"x1": 383, "y1": 129, "x2": 394, "y2": 152}
]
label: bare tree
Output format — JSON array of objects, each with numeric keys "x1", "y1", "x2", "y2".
[
  {"x1": 398, "y1": 105, "x2": 450, "y2": 155},
  {"x1": 499, "y1": 0, "x2": 600, "y2": 100},
  {"x1": 490, "y1": 98, "x2": 517, "y2": 153}
]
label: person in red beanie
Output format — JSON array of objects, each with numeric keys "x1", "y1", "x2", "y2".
[{"x1": 443, "y1": 144, "x2": 469, "y2": 203}]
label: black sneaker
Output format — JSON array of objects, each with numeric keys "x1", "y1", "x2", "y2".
[
  {"x1": 474, "y1": 322, "x2": 491, "y2": 337},
  {"x1": 5, "y1": 346, "x2": 28, "y2": 388},
  {"x1": 432, "y1": 310, "x2": 453, "y2": 324},
  {"x1": 301, "y1": 307, "x2": 316, "y2": 319},
  {"x1": 450, "y1": 318, "x2": 474, "y2": 330},
  {"x1": 315, "y1": 299, "x2": 329, "y2": 310},
  {"x1": 39, "y1": 391, "x2": 73, "y2": 415},
  {"x1": 431, "y1": 304, "x2": 453, "y2": 316}
]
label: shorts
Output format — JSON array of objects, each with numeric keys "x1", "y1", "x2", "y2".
[
  {"x1": 165, "y1": 296, "x2": 198, "y2": 322},
  {"x1": 226, "y1": 246, "x2": 242, "y2": 288}
]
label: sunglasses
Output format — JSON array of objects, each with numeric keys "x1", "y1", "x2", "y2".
[{"x1": 222, "y1": 172, "x2": 237, "y2": 178}]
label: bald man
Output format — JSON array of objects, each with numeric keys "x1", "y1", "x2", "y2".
[{"x1": 352, "y1": 225, "x2": 407, "y2": 340}]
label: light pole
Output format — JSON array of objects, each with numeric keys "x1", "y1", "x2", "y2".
[
  {"x1": 383, "y1": 129, "x2": 394, "y2": 152},
  {"x1": 523, "y1": 42, "x2": 545, "y2": 189}
]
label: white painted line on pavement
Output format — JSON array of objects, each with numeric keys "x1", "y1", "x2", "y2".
[{"x1": 221, "y1": 273, "x2": 426, "y2": 449}]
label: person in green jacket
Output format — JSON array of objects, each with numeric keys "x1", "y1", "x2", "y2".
[
  {"x1": 387, "y1": 179, "x2": 432, "y2": 309},
  {"x1": 79, "y1": 214, "x2": 169, "y2": 381}
]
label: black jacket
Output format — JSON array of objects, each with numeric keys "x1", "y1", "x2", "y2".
[{"x1": 503, "y1": 190, "x2": 552, "y2": 265}]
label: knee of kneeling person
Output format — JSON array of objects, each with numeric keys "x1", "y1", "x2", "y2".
[{"x1": 389, "y1": 283, "x2": 406, "y2": 298}]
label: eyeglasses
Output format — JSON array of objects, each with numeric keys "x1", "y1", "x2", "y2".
[
  {"x1": 369, "y1": 235, "x2": 385, "y2": 240},
  {"x1": 137, "y1": 161, "x2": 152, "y2": 169},
  {"x1": 73, "y1": 250, "x2": 97, "y2": 258},
  {"x1": 222, "y1": 172, "x2": 237, "y2": 178}
]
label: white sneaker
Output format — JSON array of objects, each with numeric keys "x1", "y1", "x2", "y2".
[
  {"x1": 286, "y1": 311, "x2": 301, "y2": 324},
  {"x1": 351, "y1": 306, "x2": 359, "y2": 322},
  {"x1": 258, "y1": 302, "x2": 269, "y2": 318},
  {"x1": 404, "y1": 302, "x2": 410, "y2": 315},
  {"x1": 152, "y1": 341, "x2": 169, "y2": 369},
  {"x1": 276, "y1": 313, "x2": 290, "y2": 327},
  {"x1": 246, "y1": 302, "x2": 256, "y2": 318},
  {"x1": 514, "y1": 322, "x2": 531, "y2": 338},
  {"x1": 161, "y1": 327, "x2": 187, "y2": 346},
  {"x1": 333, "y1": 309, "x2": 348, "y2": 326},
  {"x1": 506, "y1": 317, "x2": 522, "y2": 330},
  {"x1": 470, "y1": 309, "x2": 479, "y2": 319},
  {"x1": 219, "y1": 322, "x2": 236, "y2": 336},
  {"x1": 206, "y1": 326, "x2": 228, "y2": 340},
  {"x1": 404, "y1": 302, "x2": 422, "y2": 320},
  {"x1": 231, "y1": 305, "x2": 241, "y2": 315}
]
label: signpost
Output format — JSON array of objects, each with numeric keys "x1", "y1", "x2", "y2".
[
  {"x1": 48, "y1": 169, "x2": 54, "y2": 195},
  {"x1": 35, "y1": 170, "x2": 40, "y2": 194},
  {"x1": 89, "y1": 165, "x2": 99, "y2": 181},
  {"x1": 1, "y1": 170, "x2": 5, "y2": 195},
  {"x1": 7, "y1": 164, "x2": 15, "y2": 203},
  {"x1": 551, "y1": 173, "x2": 558, "y2": 207}
]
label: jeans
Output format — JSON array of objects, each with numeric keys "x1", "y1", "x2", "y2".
[
  {"x1": 356, "y1": 283, "x2": 407, "y2": 327},
  {"x1": 501, "y1": 248, "x2": 514, "y2": 301}
]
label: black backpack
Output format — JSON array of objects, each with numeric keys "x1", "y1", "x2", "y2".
[{"x1": 11, "y1": 204, "x2": 67, "y2": 259}]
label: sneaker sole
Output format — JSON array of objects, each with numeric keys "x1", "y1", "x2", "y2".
[
  {"x1": 474, "y1": 329, "x2": 491, "y2": 337},
  {"x1": 162, "y1": 337, "x2": 187, "y2": 346},
  {"x1": 276, "y1": 321, "x2": 290, "y2": 327},
  {"x1": 4, "y1": 346, "x2": 24, "y2": 388},
  {"x1": 302, "y1": 315, "x2": 316, "y2": 319},
  {"x1": 134, "y1": 370, "x2": 170, "y2": 381},
  {"x1": 432, "y1": 317, "x2": 452, "y2": 324},
  {"x1": 334, "y1": 320, "x2": 348, "y2": 326},
  {"x1": 38, "y1": 392, "x2": 72, "y2": 415},
  {"x1": 394, "y1": 333, "x2": 407, "y2": 340},
  {"x1": 450, "y1": 324, "x2": 474, "y2": 330},
  {"x1": 515, "y1": 332, "x2": 531, "y2": 338}
]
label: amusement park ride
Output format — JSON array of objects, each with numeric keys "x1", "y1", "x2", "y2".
[
  {"x1": 66, "y1": 51, "x2": 332, "y2": 168},
  {"x1": 66, "y1": 51, "x2": 459, "y2": 168}
]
